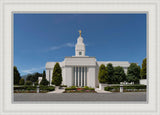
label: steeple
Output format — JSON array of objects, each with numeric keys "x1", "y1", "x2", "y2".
[{"x1": 75, "y1": 30, "x2": 85, "y2": 56}]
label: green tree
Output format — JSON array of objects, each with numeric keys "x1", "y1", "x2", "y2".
[
  {"x1": 25, "y1": 80, "x2": 32, "y2": 85},
  {"x1": 127, "y1": 63, "x2": 141, "y2": 84},
  {"x1": 106, "y1": 63, "x2": 114, "y2": 84},
  {"x1": 14, "y1": 66, "x2": 21, "y2": 85},
  {"x1": 52, "y1": 62, "x2": 62, "y2": 86},
  {"x1": 98, "y1": 64, "x2": 107, "y2": 83},
  {"x1": 19, "y1": 78, "x2": 25, "y2": 85},
  {"x1": 114, "y1": 66, "x2": 126, "y2": 84},
  {"x1": 140, "y1": 58, "x2": 147, "y2": 79},
  {"x1": 40, "y1": 70, "x2": 49, "y2": 86},
  {"x1": 26, "y1": 72, "x2": 42, "y2": 83}
]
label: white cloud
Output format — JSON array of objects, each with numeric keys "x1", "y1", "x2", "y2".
[
  {"x1": 50, "y1": 43, "x2": 75, "y2": 51},
  {"x1": 22, "y1": 67, "x2": 45, "y2": 74}
]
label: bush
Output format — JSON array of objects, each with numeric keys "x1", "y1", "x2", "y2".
[
  {"x1": 34, "y1": 80, "x2": 38, "y2": 86},
  {"x1": 40, "y1": 85, "x2": 55, "y2": 91},
  {"x1": 25, "y1": 81, "x2": 32, "y2": 85},
  {"x1": 104, "y1": 85, "x2": 146, "y2": 91},
  {"x1": 19, "y1": 78, "x2": 25, "y2": 85},
  {"x1": 123, "y1": 85, "x2": 146, "y2": 89},
  {"x1": 14, "y1": 86, "x2": 36, "y2": 90},
  {"x1": 65, "y1": 86, "x2": 76, "y2": 90},
  {"x1": 60, "y1": 85, "x2": 67, "y2": 87}
]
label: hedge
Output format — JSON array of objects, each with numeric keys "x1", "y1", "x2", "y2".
[
  {"x1": 39, "y1": 86, "x2": 55, "y2": 91},
  {"x1": 14, "y1": 85, "x2": 55, "y2": 91},
  {"x1": 104, "y1": 85, "x2": 146, "y2": 91},
  {"x1": 14, "y1": 86, "x2": 36, "y2": 90},
  {"x1": 65, "y1": 86, "x2": 95, "y2": 91}
]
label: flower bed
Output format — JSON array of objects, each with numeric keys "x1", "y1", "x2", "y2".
[{"x1": 64, "y1": 86, "x2": 96, "y2": 93}]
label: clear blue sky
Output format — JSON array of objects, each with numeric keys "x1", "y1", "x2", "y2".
[{"x1": 14, "y1": 14, "x2": 146, "y2": 76}]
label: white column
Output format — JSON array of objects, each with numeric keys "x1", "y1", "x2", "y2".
[
  {"x1": 75, "y1": 67, "x2": 76, "y2": 86},
  {"x1": 78, "y1": 67, "x2": 79, "y2": 86},
  {"x1": 84, "y1": 67, "x2": 86, "y2": 86},
  {"x1": 81, "y1": 67, "x2": 83, "y2": 87}
]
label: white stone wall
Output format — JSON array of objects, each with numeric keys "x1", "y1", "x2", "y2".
[
  {"x1": 65, "y1": 67, "x2": 73, "y2": 87},
  {"x1": 140, "y1": 79, "x2": 147, "y2": 85},
  {"x1": 87, "y1": 67, "x2": 96, "y2": 88}
]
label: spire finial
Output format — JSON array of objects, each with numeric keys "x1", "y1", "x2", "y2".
[{"x1": 79, "y1": 30, "x2": 82, "y2": 37}]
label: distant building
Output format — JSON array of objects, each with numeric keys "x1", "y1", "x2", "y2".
[{"x1": 46, "y1": 31, "x2": 130, "y2": 88}]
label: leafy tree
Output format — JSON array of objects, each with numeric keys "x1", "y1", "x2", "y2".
[
  {"x1": 106, "y1": 63, "x2": 114, "y2": 84},
  {"x1": 26, "y1": 74, "x2": 32, "y2": 81},
  {"x1": 40, "y1": 70, "x2": 49, "y2": 86},
  {"x1": 140, "y1": 58, "x2": 147, "y2": 79},
  {"x1": 127, "y1": 63, "x2": 141, "y2": 84},
  {"x1": 52, "y1": 63, "x2": 62, "y2": 86},
  {"x1": 25, "y1": 80, "x2": 32, "y2": 85},
  {"x1": 14, "y1": 66, "x2": 21, "y2": 85},
  {"x1": 26, "y1": 72, "x2": 42, "y2": 83},
  {"x1": 114, "y1": 66, "x2": 126, "y2": 84},
  {"x1": 98, "y1": 64, "x2": 107, "y2": 83},
  {"x1": 19, "y1": 78, "x2": 25, "y2": 85}
]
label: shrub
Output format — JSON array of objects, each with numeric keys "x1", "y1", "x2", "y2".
[
  {"x1": 104, "y1": 85, "x2": 146, "y2": 91},
  {"x1": 14, "y1": 86, "x2": 36, "y2": 90},
  {"x1": 25, "y1": 81, "x2": 32, "y2": 85},
  {"x1": 34, "y1": 80, "x2": 38, "y2": 86},
  {"x1": 60, "y1": 85, "x2": 67, "y2": 87},
  {"x1": 40, "y1": 85, "x2": 55, "y2": 91},
  {"x1": 65, "y1": 86, "x2": 76, "y2": 90},
  {"x1": 19, "y1": 78, "x2": 25, "y2": 85}
]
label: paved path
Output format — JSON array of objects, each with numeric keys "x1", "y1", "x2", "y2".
[
  {"x1": 95, "y1": 88, "x2": 112, "y2": 93},
  {"x1": 14, "y1": 92, "x2": 146, "y2": 102},
  {"x1": 47, "y1": 87, "x2": 65, "y2": 93}
]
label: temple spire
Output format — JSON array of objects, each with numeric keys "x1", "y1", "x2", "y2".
[{"x1": 79, "y1": 30, "x2": 82, "y2": 37}]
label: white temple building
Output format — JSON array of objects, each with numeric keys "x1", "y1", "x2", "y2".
[{"x1": 46, "y1": 30, "x2": 130, "y2": 88}]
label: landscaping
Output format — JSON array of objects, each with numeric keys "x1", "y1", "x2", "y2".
[
  {"x1": 64, "y1": 86, "x2": 96, "y2": 93},
  {"x1": 104, "y1": 85, "x2": 146, "y2": 92},
  {"x1": 14, "y1": 85, "x2": 55, "y2": 93}
]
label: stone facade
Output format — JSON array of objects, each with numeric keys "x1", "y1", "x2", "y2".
[{"x1": 46, "y1": 32, "x2": 130, "y2": 88}]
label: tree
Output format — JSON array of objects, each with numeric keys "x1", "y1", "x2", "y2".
[
  {"x1": 127, "y1": 63, "x2": 141, "y2": 84},
  {"x1": 25, "y1": 80, "x2": 32, "y2": 85},
  {"x1": 14, "y1": 66, "x2": 21, "y2": 85},
  {"x1": 140, "y1": 58, "x2": 147, "y2": 79},
  {"x1": 40, "y1": 70, "x2": 49, "y2": 86},
  {"x1": 106, "y1": 63, "x2": 114, "y2": 84},
  {"x1": 98, "y1": 64, "x2": 107, "y2": 83},
  {"x1": 52, "y1": 62, "x2": 62, "y2": 86},
  {"x1": 19, "y1": 78, "x2": 25, "y2": 85},
  {"x1": 26, "y1": 72, "x2": 42, "y2": 83},
  {"x1": 114, "y1": 66, "x2": 126, "y2": 84}
]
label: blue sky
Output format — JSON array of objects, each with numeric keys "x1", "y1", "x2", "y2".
[{"x1": 14, "y1": 14, "x2": 146, "y2": 76}]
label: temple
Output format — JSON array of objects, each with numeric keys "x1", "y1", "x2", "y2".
[{"x1": 46, "y1": 31, "x2": 130, "y2": 88}]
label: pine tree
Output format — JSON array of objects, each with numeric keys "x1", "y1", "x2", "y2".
[
  {"x1": 52, "y1": 63, "x2": 62, "y2": 86},
  {"x1": 14, "y1": 66, "x2": 21, "y2": 85},
  {"x1": 40, "y1": 70, "x2": 49, "y2": 86},
  {"x1": 140, "y1": 58, "x2": 147, "y2": 79}
]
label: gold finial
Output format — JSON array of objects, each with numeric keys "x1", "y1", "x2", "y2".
[{"x1": 79, "y1": 30, "x2": 82, "y2": 37}]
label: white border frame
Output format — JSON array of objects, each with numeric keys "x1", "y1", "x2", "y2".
[{"x1": 0, "y1": 0, "x2": 159, "y2": 115}]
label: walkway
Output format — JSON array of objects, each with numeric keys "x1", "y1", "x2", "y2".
[
  {"x1": 14, "y1": 92, "x2": 146, "y2": 101},
  {"x1": 47, "y1": 87, "x2": 65, "y2": 93}
]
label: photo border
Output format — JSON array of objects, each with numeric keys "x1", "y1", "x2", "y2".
[{"x1": 0, "y1": 0, "x2": 159, "y2": 115}]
